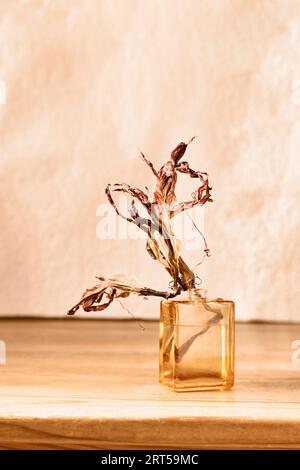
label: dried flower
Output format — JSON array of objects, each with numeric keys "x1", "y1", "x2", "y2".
[{"x1": 68, "y1": 139, "x2": 212, "y2": 315}]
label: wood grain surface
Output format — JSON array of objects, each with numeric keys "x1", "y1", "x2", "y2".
[{"x1": 0, "y1": 319, "x2": 300, "y2": 449}]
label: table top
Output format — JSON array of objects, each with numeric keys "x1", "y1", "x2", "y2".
[{"x1": 0, "y1": 319, "x2": 300, "y2": 449}]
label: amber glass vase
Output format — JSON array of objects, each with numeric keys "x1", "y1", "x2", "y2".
[{"x1": 159, "y1": 289, "x2": 234, "y2": 392}]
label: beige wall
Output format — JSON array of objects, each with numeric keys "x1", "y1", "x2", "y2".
[{"x1": 1, "y1": 0, "x2": 300, "y2": 321}]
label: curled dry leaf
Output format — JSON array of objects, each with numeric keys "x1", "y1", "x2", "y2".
[
  {"x1": 68, "y1": 138, "x2": 212, "y2": 315},
  {"x1": 68, "y1": 275, "x2": 178, "y2": 316}
]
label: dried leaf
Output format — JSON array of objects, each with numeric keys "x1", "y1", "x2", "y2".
[{"x1": 68, "y1": 275, "x2": 178, "y2": 315}]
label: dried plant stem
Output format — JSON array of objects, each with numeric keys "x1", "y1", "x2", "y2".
[{"x1": 116, "y1": 299, "x2": 145, "y2": 331}]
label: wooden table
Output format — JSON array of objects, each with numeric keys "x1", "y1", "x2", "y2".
[{"x1": 0, "y1": 319, "x2": 300, "y2": 449}]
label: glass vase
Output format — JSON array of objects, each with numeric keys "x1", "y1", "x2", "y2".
[{"x1": 159, "y1": 289, "x2": 235, "y2": 392}]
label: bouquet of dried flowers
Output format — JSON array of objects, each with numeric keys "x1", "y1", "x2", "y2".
[{"x1": 68, "y1": 138, "x2": 212, "y2": 316}]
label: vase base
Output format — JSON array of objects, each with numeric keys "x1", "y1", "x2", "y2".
[{"x1": 159, "y1": 376, "x2": 234, "y2": 392}]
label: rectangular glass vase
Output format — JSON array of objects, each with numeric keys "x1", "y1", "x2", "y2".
[{"x1": 159, "y1": 290, "x2": 235, "y2": 392}]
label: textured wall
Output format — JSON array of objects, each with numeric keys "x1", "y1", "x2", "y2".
[{"x1": 1, "y1": 0, "x2": 300, "y2": 321}]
